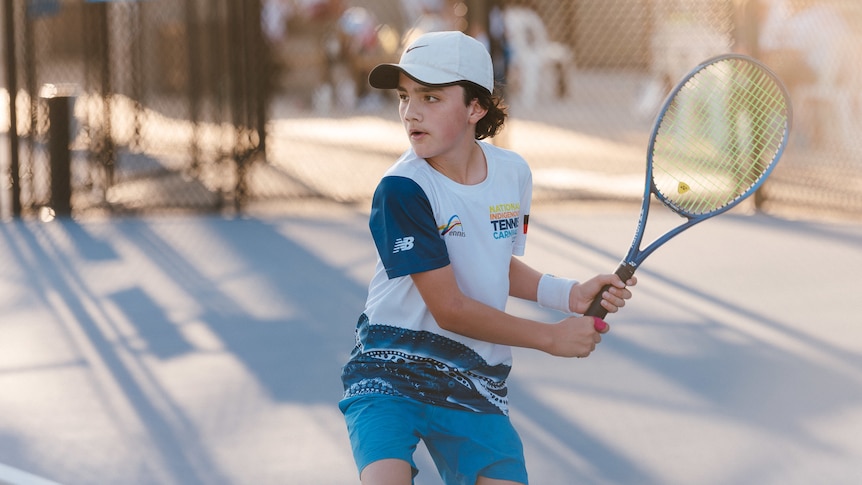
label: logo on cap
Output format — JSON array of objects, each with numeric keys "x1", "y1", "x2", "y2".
[{"x1": 406, "y1": 44, "x2": 429, "y2": 54}]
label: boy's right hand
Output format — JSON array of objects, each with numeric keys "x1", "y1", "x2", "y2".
[{"x1": 545, "y1": 316, "x2": 610, "y2": 358}]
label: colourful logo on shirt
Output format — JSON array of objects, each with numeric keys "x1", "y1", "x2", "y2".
[
  {"x1": 439, "y1": 215, "x2": 466, "y2": 237},
  {"x1": 489, "y1": 203, "x2": 521, "y2": 240}
]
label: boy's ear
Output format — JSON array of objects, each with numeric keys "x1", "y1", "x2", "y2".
[{"x1": 468, "y1": 98, "x2": 488, "y2": 122}]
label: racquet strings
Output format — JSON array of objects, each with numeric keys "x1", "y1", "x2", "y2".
[{"x1": 651, "y1": 57, "x2": 790, "y2": 216}]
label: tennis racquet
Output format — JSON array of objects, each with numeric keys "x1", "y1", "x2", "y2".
[{"x1": 586, "y1": 53, "x2": 792, "y2": 318}]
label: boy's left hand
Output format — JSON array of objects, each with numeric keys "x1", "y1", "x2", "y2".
[{"x1": 569, "y1": 274, "x2": 637, "y2": 315}]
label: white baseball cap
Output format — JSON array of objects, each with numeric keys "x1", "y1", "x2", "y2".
[{"x1": 369, "y1": 31, "x2": 494, "y2": 94}]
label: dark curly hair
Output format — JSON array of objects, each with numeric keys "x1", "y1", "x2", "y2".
[{"x1": 461, "y1": 82, "x2": 508, "y2": 140}]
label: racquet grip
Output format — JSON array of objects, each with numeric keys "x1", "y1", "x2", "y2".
[{"x1": 585, "y1": 263, "x2": 637, "y2": 319}]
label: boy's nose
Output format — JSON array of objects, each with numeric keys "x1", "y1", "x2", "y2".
[{"x1": 402, "y1": 102, "x2": 421, "y2": 121}]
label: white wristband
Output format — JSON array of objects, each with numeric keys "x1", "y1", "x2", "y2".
[{"x1": 537, "y1": 274, "x2": 578, "y2": 313}]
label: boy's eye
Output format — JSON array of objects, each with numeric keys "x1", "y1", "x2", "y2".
[{"x1": 397, "y1": 93, "x2": 408, "y2": 101}]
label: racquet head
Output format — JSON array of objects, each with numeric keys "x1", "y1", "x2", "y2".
[
  {"x1": 584, "y1": 55, "x2": 791, "y2": 319},
  {"x1": 648, "y1": 54, "x2": 792, "y2": 218}
]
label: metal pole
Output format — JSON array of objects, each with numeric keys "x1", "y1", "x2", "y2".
[
  {"x1": 42, "y1": 86, "x2": 74, "y2": 217},
  {"x1": 185, "y1": 0, "x2": 201, "y2": 175},
  {"x1": 3, "y1": 0, "x2": 22, "y2": 218}
]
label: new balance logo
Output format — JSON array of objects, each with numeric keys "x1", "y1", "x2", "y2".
[{"x1": 393, "y1": 236, "x2": 415, "y2": 253}]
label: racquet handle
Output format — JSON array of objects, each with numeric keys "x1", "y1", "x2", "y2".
[{"x1": 585, "y1": 263, "x2": 637, "y2": 319}]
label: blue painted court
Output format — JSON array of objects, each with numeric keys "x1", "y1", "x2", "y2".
[{"x1": 1, "y1": 201, "x2": 861, "y2": 484}]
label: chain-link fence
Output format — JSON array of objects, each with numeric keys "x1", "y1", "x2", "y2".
[
  {"x1": 2, "y1": 0, "x2": 861, "y2": 221},
  {"x1": 2, "y1": 0, "x2": 268, "y2": 217}
]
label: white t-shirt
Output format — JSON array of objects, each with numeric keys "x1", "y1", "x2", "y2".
[{"x1": 341, "y1": 141, "x2": 532, "y2": 415}]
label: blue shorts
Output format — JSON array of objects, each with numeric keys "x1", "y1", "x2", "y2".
[{"x1": 339, "y1": 394, "x2": 528, "y2": 485}]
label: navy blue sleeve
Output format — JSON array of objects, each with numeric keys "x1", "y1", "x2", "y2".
[{"x1": 370, "y1": 176, "x2": 450, "y2": 279}]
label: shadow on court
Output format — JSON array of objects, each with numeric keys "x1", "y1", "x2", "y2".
[
  {"x1": 0, "y1": 205, "x2": 860, "y2": 484},
  {"x1": 0, "y1": 210, "x2": 368, "y2": 484}
]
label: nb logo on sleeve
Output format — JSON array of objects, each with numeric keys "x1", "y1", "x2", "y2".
[{"x1": 392, "y1": 236, "x2": 415, "y2": 253}]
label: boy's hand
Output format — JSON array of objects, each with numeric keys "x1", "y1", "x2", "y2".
[
  {"x1": 545, "y1": 316, "x2": 610, "y2": 358},
  {"x1": 569, "y1": 274, "x2": 637, "y2": 315}
]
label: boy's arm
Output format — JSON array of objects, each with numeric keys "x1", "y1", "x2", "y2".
[
  {"x1": 412, "y1": 263, "x2": 617, "y2": 358},
  {"x1": 508, "y1": 256, "x2": 635, "y2": 314},
  {"x1": 508, "y1": 256, "x2": 543, "y2": 302},
  {"x1": 411, "y1": 264, "x2": 556, "y2": 352}
]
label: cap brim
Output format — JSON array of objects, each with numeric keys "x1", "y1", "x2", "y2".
[{"x1": 368, "y1": 64, "x2": 401, "y2": 89}]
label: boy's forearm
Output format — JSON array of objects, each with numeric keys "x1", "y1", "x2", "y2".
[
  {"x1": 433, "y1": 294, "x2": 555, "y2": 352},
  {"x1": 412, "y1": 263, "x2": 556, "y2": 352},
  {"x1": 508, "y1": 256, "x2": 543, "y2": 301}
]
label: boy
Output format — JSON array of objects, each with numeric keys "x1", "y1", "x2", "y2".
[{"x1": 340, "y1": 31, "x2": 635, "y2": 485}]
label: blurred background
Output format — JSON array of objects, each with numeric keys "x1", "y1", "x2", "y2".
[{"x1": 2, "y1": 0, "x2": 861, "y2": 222}]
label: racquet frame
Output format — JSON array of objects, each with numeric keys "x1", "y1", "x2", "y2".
[{"x1": 585, "y1": 54, "x2": 792, "y2": 318}]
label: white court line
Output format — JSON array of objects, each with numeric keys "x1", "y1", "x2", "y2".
[{"x1": 0, "y1": 463, "x2": 62, "y2": 485}]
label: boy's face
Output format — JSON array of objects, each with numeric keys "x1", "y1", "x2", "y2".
[{"x1": 395, "y1": 74, "x2": 487, "y2": 162}]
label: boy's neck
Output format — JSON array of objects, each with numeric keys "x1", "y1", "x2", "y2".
[{"x1": 426, "y1": 141, "x2": 487, "y2": 186}]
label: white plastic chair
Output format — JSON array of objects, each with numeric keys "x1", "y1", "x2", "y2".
[{"x1": 503, "y1": 7, "x2": 573, "y2": 105}]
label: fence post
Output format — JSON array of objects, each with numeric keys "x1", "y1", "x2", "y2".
[
  {"x1": 41, "y1": 84, "x2": 77, "y2": 218},
  {"x1": 3, "y1": 0, "x2": 22, "y2": 218}
]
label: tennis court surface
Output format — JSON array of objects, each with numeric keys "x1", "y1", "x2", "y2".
[{"x1": 1, "y1": 201, "x2": 861, "y2": 485}]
